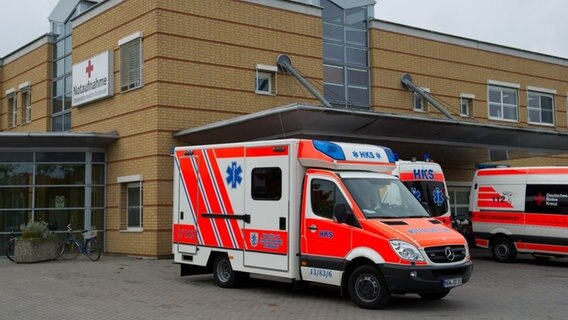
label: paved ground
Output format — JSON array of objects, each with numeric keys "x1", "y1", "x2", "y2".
[{"x1": 0, "y1": 249, "x2": 566, "y2": 320}]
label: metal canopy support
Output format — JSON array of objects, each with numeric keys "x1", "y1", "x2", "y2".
[
  {"x1": 401, "y1": 73, "x2": 455, "y2": 120},
  {"x1": 277, "y1": 54, "x2": 333, "y2": 108}
]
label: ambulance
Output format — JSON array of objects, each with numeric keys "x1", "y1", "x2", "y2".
[
  {"x1": 392, "y1": 160, "x2": 452, "y2": 226},
  {"x1": 470, "y1": 167, "x2": 568, "y2": 262},
  {"x1": 172, "y1": 139, "x2": 472, "y2": 309}
]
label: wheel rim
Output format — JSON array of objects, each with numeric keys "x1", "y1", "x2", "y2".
[
  {"x1": 495, "y1": 243, "x2": 509, "y2": 258},
  {"x1": 216, "y1": 260, "x2": 231, "y2": 283},
  {"x1": 355, "y1": 274, "x2": 380, "y2": 302}
]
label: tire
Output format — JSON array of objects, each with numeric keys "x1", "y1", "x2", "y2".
[
  {"x1": 347, "y1": 265, "x2": 391, "y2": 309},
  {"x1": 491, "y1": 237, "x2": 517, "y2": 262},
  {"x1": 6, "y1": 238, "x2": 15, "y2": 262},
  {"x1": 419, "y1": 289, "x2": 451, "y2": 300},
  {"x1": 85, "y1": 239, "x2": 101, "y2": 261},
  {"x1": 213, "y1": 255, "x2": 243, "y2": 288},
  {"x1": 60, "y1": 240, "x2": 80, "y2": 260}
]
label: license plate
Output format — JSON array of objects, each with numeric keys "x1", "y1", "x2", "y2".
[{"x1": 442, "y1": 277, "x2": 463, "y2": 288}]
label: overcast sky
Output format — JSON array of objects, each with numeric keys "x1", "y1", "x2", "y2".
[{"x1": 0, "y1": 0, "x2": 566, "y2": 59}]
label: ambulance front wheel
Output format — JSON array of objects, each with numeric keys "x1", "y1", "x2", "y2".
[
  {"x1": 213, "y1": 254, "x2": 245, "y2": 288},
  {"x1": 348, "y1": 265, "x2": 391, "y2": 309},
  {"x1": 491, "y1": 237, "x2": 517, "y2": 262}
]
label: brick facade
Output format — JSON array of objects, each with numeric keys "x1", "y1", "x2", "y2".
[{"x1": 1, "y1": 0, "x2": 567, "y2": 257}]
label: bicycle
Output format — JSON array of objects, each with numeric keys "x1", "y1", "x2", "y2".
[
  {"x1": 5, "y1": 230, "x2": 21, "y2": 262},
  {"x1": 59, "y1": 224, "x2": 101, "y2": 261}
]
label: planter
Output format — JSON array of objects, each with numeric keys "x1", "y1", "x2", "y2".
[{"x1": 14, "y1": 237, "x2": 60, "y2": 263}]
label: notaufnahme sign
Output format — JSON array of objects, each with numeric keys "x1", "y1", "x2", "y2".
[{"x1": 72, "y1": 51, "x2": 114, "y2": 107}]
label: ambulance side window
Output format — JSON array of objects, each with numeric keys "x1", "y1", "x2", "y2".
[
  {"x1": 311, "y1": 179, "x2": 347, "y2": 219},
  {"x1": 525, "y1": 184, "x2": 568, "y2": 215},
  {"x1": 251, "y1": 167, "x2": 282, "y2": 200}
]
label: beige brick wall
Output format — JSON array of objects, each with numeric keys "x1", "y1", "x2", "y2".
[
  {"x1": 68, "y1": 0, "x2": 323, "y2": 257},
  {"x1": 3, "y1": 1, "x2": 568, "y2": 257},
  {"x1": 0, "y1": 43, "x2": 51, "y2": 132},
  {"x1": 370, "y1": 28, "x2": 568, "y2": 131}
]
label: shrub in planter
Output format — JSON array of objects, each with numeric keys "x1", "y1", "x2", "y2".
[{"x1": 14, "y1": 221, "x2": 60, "y2": 263}]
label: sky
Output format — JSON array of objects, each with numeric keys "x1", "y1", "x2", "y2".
[{"x1": 0, "y1": 0, "x2": 566, "y2": 59}]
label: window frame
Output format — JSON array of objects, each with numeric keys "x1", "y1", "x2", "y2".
[
  {"x1": 413, "y1": 88, "x2": 429, "y2": 112},
  {"x1": 20, "y1": 86, "x2": 32, "y2": 123},
  {"x1": 487, "y1": 82, "x2": 519, "y2": 122},
  {"x1": 126, "y1": 182, "x2": 143, "y2": 231},
  {"x1": 460, "y1": 94, "x2": 475, "y2": 117},
  {"x1": 119, "y1": 32, "x2": 144, "y2": 92},
  {"x1": 255, "y1": 64, "x2": 277, "y2": 96},
  {"x1": 527, "y1": 89, "x2": 555, "y2": 126},
  {"x1": 7, "y1": 92, "x2": 17, "y2": 128},
  {"x1": 117, "y1": 174, "x2": 143, "y2": 232}
]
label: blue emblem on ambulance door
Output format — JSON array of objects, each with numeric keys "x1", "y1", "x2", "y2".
[
  {"x1": 433, "y1": 187, "x2": 445, "y2": 206},
  {"x1": 226, "y1": 162, "x2": 242, "y2": 189},
  {"x1": 250, "y1": 232, "x2": 258, "y2": 248}
]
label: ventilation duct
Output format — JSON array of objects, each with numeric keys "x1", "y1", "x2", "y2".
[
  {"x1": 277, "y1": 54, "x2": 333, "y2": 108},
  {"x1": 401, "y1": 73, "x2": 455, "y2": 120}
]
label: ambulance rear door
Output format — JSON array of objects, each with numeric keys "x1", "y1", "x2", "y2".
[{"x1": 242, "y1": 144, "x2": 291, "y2": 272}]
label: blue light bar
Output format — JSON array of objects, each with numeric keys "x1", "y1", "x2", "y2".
[
  {"x1": 313, "y1": 140, "x2": 346, "y2": 160},
  {"x1": 384, "y1": 148, "x2": 396, "y2": 163}
]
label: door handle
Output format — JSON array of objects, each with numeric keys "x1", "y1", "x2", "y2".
[{"x1": 308, "y1": 224, "x2": 318, "y2": 232}]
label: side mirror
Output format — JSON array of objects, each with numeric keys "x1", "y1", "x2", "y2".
[{"x1": 333, "y1": 203, "x2": 351, "y2": 223}]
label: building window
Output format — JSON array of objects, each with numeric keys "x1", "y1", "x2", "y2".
[
  {"x1": 413, "y1": 88, "x2": 429, "y2": 112},
  {"x1": 118, "y1": 175, "x2": 143, "y2": 231},
  {"x1": 255, "y1": 64, "x2": 277, "y2": 95},
  {"x1": 488, "y1": 84, "x2": 518, "y2": 121},
  {"x1": 50, "y1": 18, "x2": 73, "y2": 132},
  {"x1": 119, "y1": 33, "x2": 143, "y2": 92},
  {"x1": 7, "y1": 92, "x2": 17, "y2": 127},
  {"x1": 460, "y1": 94, "x2": 474, "y2": 117},
  {"x1": 322, "y1": 0, "x2": 370, "y2": 108},
  {"x1": 127, "y1": 184, "x2": 143, "y2": 229},
  {"x1": 251, "y1": 167, "x2": 282, "y2": 200},
  {"x1": 21, "y1": 87, "x2": 32, "y2": 123},
  {"x1": 527, "y1": 90, "x2": 554, "y2": 125}
]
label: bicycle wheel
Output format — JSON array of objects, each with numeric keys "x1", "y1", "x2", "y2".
[
  {"x1": 5, "y1": 238, "x2": 15, "y2": 262},
  {"x1": 59, "y1": 240, "x2": 80, "y2": 260},
  {"x1": 85, "y1": 239, "x2": 101, "y2": 261}
]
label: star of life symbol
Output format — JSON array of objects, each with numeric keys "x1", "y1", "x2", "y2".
[
  {"x1": 250, "y1": 232, "x2": 258, "y2": 247},
  {"x1": 226, "y1": 161, "x2": 242, "y2": 189},
  {"x1": 411, "y1": 187, "x2": 422, "y2": 202},
  {"x1": 352, "y1": 151, "x2": 359, "y2": 158},
  {"x1": 433, "y1": 187, "x2": 445, "y2": 206}
]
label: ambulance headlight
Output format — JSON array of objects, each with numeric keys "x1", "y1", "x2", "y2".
[{"x1": 389, "y1": 240, "x2": 425, "y2": 262}]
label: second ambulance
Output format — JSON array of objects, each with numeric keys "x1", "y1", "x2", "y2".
[
  {"x1": 172, "y1": 139, "x2": 472, "y2": 309},
  {"x1": 393, "y1": 160, "x2": 452, "y2": 226},
  {"x1": 470, "y1": 167, "x2": 568, "y2": 262}
]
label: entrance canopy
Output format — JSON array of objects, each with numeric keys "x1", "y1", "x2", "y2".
[
  {"x1": 0, "y1": 131, "x2": 119, "y2": 149},
  {"x1": 174, "y1": 104, "x2": 568, "y2": 166}
]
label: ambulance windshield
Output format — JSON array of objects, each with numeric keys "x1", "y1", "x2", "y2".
[{"x1": 343, "y1": 178, "x2": 430, "y2": 219}]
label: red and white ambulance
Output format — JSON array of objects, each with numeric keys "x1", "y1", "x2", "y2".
[
  {"x1": 392, "y1": 160, "x2": 452, "y2": 226},
  {"x1": 470, "y1": 167, "x2": 568, "y2": 262},
  {"x1": 172, "y1": 139, "x2": 472, "y2": 309}
]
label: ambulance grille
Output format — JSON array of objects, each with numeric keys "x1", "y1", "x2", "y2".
[{"x1": 424, "y1": 245, "x2": 466, "y2": 263}]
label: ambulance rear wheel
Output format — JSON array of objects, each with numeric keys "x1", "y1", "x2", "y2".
[
  {"x1": 491, "y1": 237, "x2": 517, "y2": 262},
  {"x1": 348, "y1": 265, "x2": 390, "y2": 309},
  {"x1": 213, "y1": 255, "x2": 243, "y2": 288}
]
